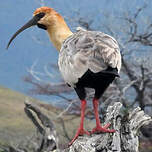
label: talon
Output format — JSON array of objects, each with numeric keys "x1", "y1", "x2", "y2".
[
  {"x1": 91, "y1": 123, "x2": 115, "y2": 134},
  {"x1": 68, "y1": 128, "x2": 90, "y2": 146},
  {"x1": 103, "y1": 123, "x2": 111, "y2": 128},
  {"x1": 91, "y1": 99, "x2": 115, "y2": 134}
]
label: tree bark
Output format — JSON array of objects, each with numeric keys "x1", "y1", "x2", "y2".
[
  {"x1": 23, "y1": 101, "x2": 151, "y2": 152},
  {"x1": 64, "y1": 102, "x2": 151, "y2": 152}
]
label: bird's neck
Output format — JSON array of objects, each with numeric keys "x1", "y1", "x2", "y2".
[{"x1": 47, "y1": 18, "x2": 73, "y2": 51}]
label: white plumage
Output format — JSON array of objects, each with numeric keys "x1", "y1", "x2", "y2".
[{"x1": 58, "y1": 28, "x2": 121, "y2": 87}]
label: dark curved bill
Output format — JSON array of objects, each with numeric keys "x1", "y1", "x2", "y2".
[{"x1": 6, "y1": 15, "x2": 40, "y2": 49}]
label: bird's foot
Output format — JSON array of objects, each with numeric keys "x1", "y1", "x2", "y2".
[
  {"x1": 91, "y1": 123, "x2": 115, "y2": 134},
  {"x1": 69, "y1": 127, "x2": 90, "y2": 146}
]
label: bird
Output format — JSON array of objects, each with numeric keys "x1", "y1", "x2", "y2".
[{"x1": 7, "y1": 6, "x2": 121, "y2": 146}]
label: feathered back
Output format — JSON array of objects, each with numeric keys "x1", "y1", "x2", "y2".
[{"x1": 58, "y1": 28, "x2": 121, "y2": 86}]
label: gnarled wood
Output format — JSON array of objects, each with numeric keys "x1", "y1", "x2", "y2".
[
  {"x1": 23, "y1": 101, "x2": 151, "y2": 152},
  {"x1": 65, "y1": 102, "x2": 152, "y2": 152},
  {"x1": 3, "y1": 101, "x2": 149, "y2": 152},
  {"x1": 24, "y1": 100, "x2": 59, "y2": 152}
]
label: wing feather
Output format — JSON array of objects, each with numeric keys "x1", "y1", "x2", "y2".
[{"x1": 58, "y1": 29, "x2": 121, "y2": 86}]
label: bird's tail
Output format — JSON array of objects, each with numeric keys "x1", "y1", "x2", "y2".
[{"x1": 101, "y1": 67, "x2": 119, "y2": 77}]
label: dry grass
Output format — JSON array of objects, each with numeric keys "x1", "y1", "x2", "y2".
[
  {"x1": 0, "y1": 86, "x2": 94, "y2": 147},
  {"x1": 0, "y1": 86, "x2": 36, "y2": 145}
]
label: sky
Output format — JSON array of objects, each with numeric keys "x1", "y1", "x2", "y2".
[{"x1": 0, "y1": 0, "x2": 151, "y2": 104}]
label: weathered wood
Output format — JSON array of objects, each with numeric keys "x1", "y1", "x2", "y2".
[
  {"x1": 22, "y1": 101, "x2": 151, "y2": 152},
  {"x1": 24, "y1": 100, "x2": 59, "y2": 152},
  {"x1": 64, "y1": 102, "x2": 152, "y2": 152}
]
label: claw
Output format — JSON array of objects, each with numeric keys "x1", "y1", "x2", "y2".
[
  {"x1": 91, "y1": 123, "x2": 115, "y2": 134},
  {"x1": 92, "y1": 99, "x2": 115, "y2": 134},
  {"x1": 68, "y1": 127, "x2": 90, "y2": 146},
  {"x1": 68, "y1": 100, "x2": 89, "y2": 146}
]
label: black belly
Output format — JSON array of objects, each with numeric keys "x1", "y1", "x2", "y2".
[{"x1": 74, "y1": 67, "x2": 119, "y2": 100}]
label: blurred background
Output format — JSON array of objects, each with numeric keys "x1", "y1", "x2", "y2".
[{"x1": 0, "y1": 0, "x2": 152, "y2": 151}]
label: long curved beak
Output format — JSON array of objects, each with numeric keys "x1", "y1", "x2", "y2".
[{"x1": 7, "y1": 15, "x2": 41, "y2": 49}]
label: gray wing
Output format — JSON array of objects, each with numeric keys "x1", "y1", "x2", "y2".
[{"x1": 58, "y1": 29, "x2": 121, "y2": 85}]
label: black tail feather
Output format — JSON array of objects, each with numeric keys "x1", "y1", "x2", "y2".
[{"x1": 101, "y1": 67, "x2": 119, "y2": 77}]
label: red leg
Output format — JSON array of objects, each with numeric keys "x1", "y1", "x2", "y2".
[
  {"x1": 91, "y1": 98, "x2": 115, "y2": 134},
  {"x1": 69, "y1": 100, "x2": 90, "y2": 146}
]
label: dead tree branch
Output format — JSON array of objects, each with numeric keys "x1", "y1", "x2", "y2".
[
  {"x1": 2, "y1": 100, "x2": 150, "y2": 152},
  {"x1": 64, "y1": 102, "x2": 151, "y2": 152},
  {"x1": 7, "y1": 101, "x2": 149, "y2": 152},
  {"x1": 24, "y1": 100, "x2": 59, "y2": 152}
]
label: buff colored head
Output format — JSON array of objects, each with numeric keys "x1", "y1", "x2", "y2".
[
  {"x1": 34, "y1": 6, "x2": 53, "y2": 15},
  {"x1": 7, "y1": 6, "x2": 65, "y2": 49},
  {"x1": 33, "y1": 6, "x2": 64, "y2": 28}
]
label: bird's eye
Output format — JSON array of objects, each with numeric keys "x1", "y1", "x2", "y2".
[{"x1": 36, "y1": 12, "x2": 45, "y2": 19}]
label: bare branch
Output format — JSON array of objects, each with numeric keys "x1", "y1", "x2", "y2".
[
  {"x1": 57, "y1": 99, "x2": 77, "y2": 118},
  {"x1": 24, "y1": 100, "x2": 59, "y2": 152}
]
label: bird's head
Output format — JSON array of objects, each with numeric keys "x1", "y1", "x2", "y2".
[
  {"x1": 33, "y1": 7, "x2": 62, "y2": 29},
  {"x1": 7, "y1": 6, "x2": 68, "y2": 49}
]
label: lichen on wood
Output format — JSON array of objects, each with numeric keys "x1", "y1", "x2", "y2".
[
  {"x1": 64, "y1": 102, "x2": 151, "y2": 152},
  {"x1": 22, "y1": 101, "x2": 151, "y2": 152}
]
